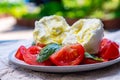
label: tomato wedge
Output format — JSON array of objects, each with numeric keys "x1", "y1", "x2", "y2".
[
  {"x1": 99, "y1": 38, "x2": 120, "y2": 60},
  {"x1": 27, "y1": 46, "x2": 41, "y2": 54},
  {"x1": 15, "y1": 45, "x2": 26, "y2": 61},
  {"x1": 83, "y1": 58, "x2": 102, "y2": 64},
  {"x1": 22, "y1": 46, "x2": 53, "y2": 66},
  {"x1": 50, "y1": 44, "x2": 85, "y2": 66}
]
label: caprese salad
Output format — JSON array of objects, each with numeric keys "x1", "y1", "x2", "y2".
[{"x1": 15, "y1": 38, "x2": 120, "y2": 66}]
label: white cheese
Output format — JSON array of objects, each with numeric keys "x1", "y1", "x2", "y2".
[
  {"x1": 33, "y1": 15, "x2": 70, "y2": 44},
  {"x1": 33, "y1": 15, "x2": 104, "y2": 54},
  {"x1": 62, "y1": 33, "x2": 78, "y2": 45},
  {"x1": 71, "y1": 19, "x2": 104, "y2": 54}
]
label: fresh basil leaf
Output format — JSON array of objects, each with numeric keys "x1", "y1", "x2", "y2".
[
  {"x1": 32, "y1": 41, "x2": 36, "y2": 46},
  {"x1": 37, "y1": 43, "x2": 61, "y2": 62},
  {"x1": 85, "y1": 52, "x2": 103, "y2": 62},
  {"x1": 93, "y1": 57, "x2": 103, "y2": 62},
  {"x1": 85, "y1": 52, "x2": 95, "y2": 59}
]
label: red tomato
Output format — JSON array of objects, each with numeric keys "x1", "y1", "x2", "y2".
[
  {"x1": 50, "y1": 44, "x2": 85, "y2": 66},
  {"x1": 83, "y1": 58, "x2": 102, "y2": 64},
  {"x1": 15, "y1": 46, "x2": 27, "y2": 61},
  {"x1": 99, "y1": 38, "x2": 120, "y2": 60},
  {"x1": 100, "y1": 38, "x2": 110, "y2": 49},
  {"x1": 22, "y1": 46, "x2": 53, "y2": 66},
  {"x1": 27, "y1": 46, "x2": 41, "y2": 54}
]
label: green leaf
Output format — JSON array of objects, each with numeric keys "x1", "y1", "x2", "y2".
[
  {"x1": 85, "y1": 52, "x2": 103, "y2": 62},
  {"x1": 32, "y1": 41, "x2": 36, "y2": 46},
  {"x1": 85, "y1": 52, "x2": 95, "y2": 59},
  {"x1": 37, "y1": 43, "x2": 61, "y2": 62}
]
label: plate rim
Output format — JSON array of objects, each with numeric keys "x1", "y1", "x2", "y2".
[{"x1": 9, "y1": 50, "x2": 120, "y2": 72}]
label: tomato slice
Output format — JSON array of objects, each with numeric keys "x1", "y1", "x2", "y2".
[
  {"x1": 27, "y1": 46, "x2": 41, "y2": 54},
  {"x1": 50, "y1": 44, "x2": 85, "y2": 66},
  {"x1": 100, "y1": 38, "x2": 110, "y2": 49},
  {"x1": 99, "y1": 38, "x2": 120, "y2": 60},
  {"x1": 15, "y1": 46, "x2": 27, "y2": 61},
  {"x1": 22, "y1": 46, "x2": 53, "y2": 66},
  {"x1": 83, "y1": 58, "x2": 102, "y2": 64}
]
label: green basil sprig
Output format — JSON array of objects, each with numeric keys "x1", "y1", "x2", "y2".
[
  {"x1": 85, "y1": 52, "x2": 103, "y2": 62},
  {"x1": 37, "y1": 43, "x2": 61, "y2": 62}
]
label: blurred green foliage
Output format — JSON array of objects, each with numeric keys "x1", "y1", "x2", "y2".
[
  {"x1": 35, "y1": 0, "x2": 120, "y2": 20},
  {"x1": 0, "y1": 0, "x2": 27, "y2": 18},
  {"x1": 39, "y1": 1, "x2": 64, "y2": 17},
  {"x1": 0, "y1": 0, "x2": 120, "y2": 20}
]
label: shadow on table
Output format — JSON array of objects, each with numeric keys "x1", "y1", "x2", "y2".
[
  {"x1": 8, "y1": 61, "x2": 120, "y2": 80},
  {"x1": 60, "y1": 63, "x2": 120, "y2": 80}
]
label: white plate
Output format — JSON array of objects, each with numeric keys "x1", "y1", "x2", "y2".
[{"x1": 9, "y1": 50, "x2": 120, "y2": 73}]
